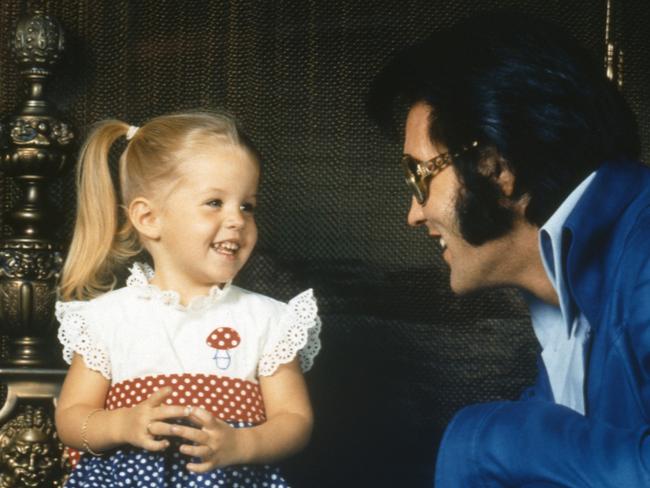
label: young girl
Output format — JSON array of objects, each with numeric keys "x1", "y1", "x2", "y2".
[{"x1": 54, "y1": 111, "x2": 321, "y2": 487}]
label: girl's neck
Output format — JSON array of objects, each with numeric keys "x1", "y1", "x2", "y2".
[{"x1": 148, "y1": 274, "x2": 226, "y2": 306}]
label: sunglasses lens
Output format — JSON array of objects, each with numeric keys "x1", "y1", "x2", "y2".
[{"x1": 401, "y1": 155, "x2": 427, "y2": 203}]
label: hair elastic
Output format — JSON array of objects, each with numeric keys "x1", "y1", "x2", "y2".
[{"x1": 126, "y1": 125, "x2": 139, "y2": 140}]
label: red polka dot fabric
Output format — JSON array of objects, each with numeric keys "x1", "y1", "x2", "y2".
[
  {"x1": 106, "y1": 373, "x2": 266, "y2": 424},
  {"x1": 65, "y1": 446, "x2": 82, "y2": 471},
  {"x1": 206, "y1": 326, "x2": 241, "y2": 349},
  {"x1": 66, "y1": 373, "x2": 265, "y2": 470}
]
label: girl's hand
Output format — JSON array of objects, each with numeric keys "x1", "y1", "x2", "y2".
[
  {"x1": 119, "y1": 387, "x2": 188, "y2": 451},
  {"x1": 171, "y1": 407, "x2": 243, "y2": 472}
]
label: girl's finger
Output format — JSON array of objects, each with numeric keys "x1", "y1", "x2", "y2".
[
  {"x1": 179, "y1": 443, "x2": 212, "y2": 460},
  {"x1": 170, "y1": 424, "x2": 209, "y2": 444},
  {"x1": 146, "y1": 420, "x2": 177, "y2": 438},
  {"x1": 142, "y1": 387, "x2": 173, "y2": 406},
  {"x1": 152, "y1": 405, "x2": 191, "y2": 421},
  {"x1": 146, "y1": 418, "x2": 191, "y2": 438},
  {"x1": 186, "y1": 460, "x2": 217, "y2": 473},
  {"x1": 143, "y1": 437, "x2": 170, "y2": 452},
  {"x1": 187, "y1": 407, "x2": 226, "y2": 428}
]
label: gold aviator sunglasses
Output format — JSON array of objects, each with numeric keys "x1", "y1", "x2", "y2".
[{"x1": 401, "y1": 141, "x2": 478, "y2": 204}]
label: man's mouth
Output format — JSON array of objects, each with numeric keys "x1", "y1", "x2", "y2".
[{"x1": 212, "y1": 240, "x2": 240, "y2": 255}]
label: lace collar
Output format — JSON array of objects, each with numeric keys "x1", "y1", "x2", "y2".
[{"x1": 126, "y1": 262, "x2": 232, "y2": 312}]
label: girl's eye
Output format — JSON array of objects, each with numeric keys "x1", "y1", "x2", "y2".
[
  {"x1": 207, "y1": 199, "x2": 223, "y2": 208},
  {"x1": 240, "y1": 202, "x2": 256, "y2": 213}
]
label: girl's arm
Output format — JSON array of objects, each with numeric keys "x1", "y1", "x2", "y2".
[
  {"x1": 55, "y1": 353, "x2": 189, "y2": 453},
  {"x1": 172, "y1": 357, "x2": 313, "y2": 472}
]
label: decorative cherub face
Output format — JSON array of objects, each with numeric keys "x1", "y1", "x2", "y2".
[{"x1": 0, "y1": 428, "x2": 55, "y2": 487}]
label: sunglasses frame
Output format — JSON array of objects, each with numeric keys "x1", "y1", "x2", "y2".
[{"x1": 401, "y1": 141, "x2": 479, "y2": 204}]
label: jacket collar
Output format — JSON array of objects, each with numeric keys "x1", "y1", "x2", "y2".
[{"x1": 563, "y1": 160, "x2": 650, "y2": 328}]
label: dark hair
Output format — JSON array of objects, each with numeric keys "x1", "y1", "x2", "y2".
[{"x1": 369, "y1": 12, "x2": 640, "y2": 245}]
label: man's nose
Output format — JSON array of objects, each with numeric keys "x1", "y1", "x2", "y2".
[{"x1": 407, "y1": 196, "x2": 425, "y2": 227}]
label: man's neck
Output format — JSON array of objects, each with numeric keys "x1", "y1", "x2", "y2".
[
  {"x1": 509, "y1": 220, "x2": 560, "y2": 307},
  {"x1": 525, "y1": 265, "x2": 559, "y2": 306}
]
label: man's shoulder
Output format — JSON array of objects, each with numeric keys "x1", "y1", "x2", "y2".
[
  {"x1": 570, "y1": 161, "x2": 650, "y2": 235},
  {"x1": 616, "y1": 206, "x2": 650, "y2": 269},
  {"x1": 565, "y1": 161, "x2": 650, "y2": 323}
]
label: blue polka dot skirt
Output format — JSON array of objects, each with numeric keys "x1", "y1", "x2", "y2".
[
  {"x1": 65, "y1": 446, "x2": 289, "y2": 487},
  {"x1": 64, "y1": 375, "x2": 292, "y2": 486}
]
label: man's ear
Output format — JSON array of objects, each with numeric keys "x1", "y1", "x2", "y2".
[
  {"x1": 495, "y1": 164, "x2": 515, "y2": 198},
  {"x1": 128, "y1": 197, "x2": 161, "y2": 241},
  {"x1": 479, "y1": 153, "x2": 515, "y2": 198},
  {"x1": 482, "y1": 155, "x2": 533, "y2": 217}
]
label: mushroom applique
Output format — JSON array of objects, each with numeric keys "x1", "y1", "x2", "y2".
[{"x1": 206, "y1": 327, "x2": 241, "y2": 370}]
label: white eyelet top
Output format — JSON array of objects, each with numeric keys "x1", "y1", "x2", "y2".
[{"x1": 56, "y1": 263, "x2": 321, "y2": 384}]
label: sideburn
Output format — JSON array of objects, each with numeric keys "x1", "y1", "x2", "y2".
[{"x1": 453, "y1": 156, "x2": 519, "y2": 246}]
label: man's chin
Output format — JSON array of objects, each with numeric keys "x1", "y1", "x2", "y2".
[{"x1": 449, "y1": 275, "x2": 476, "y2": 296}]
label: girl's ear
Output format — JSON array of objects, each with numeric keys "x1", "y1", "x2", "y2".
[{"x1": 128, "y1": 197, "x2": 161, "y2": 241}]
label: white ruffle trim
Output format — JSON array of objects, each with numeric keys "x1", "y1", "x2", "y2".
[
  {"x1": 55, "y1": 301, "x2": 111, "y2": 379},
  {"x1": 126, "y1": 262, "x2": 231, "y2": 312},
  {"x1": 258, "y1": 289, "x2": 322, "y2": 376}
]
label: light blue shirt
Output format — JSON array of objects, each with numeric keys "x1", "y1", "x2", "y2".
[{"x1": 525, "y1": 172, "x2": 596, "y2": 414}]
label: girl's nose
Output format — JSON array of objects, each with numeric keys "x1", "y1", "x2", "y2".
[
  {"x1": 225, "y1": 208, "x2": 245, "y2": 229},
  {"x1": 407, "y1": 196, "x2": 426, "y2": 227}
]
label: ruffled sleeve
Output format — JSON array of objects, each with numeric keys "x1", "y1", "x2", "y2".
[
  {"x1": 258, "y1": 289, "x2": 321, "y2": 376},
  {"x1": 55, "y1": 300, "x2": 111, "y2": 379}
]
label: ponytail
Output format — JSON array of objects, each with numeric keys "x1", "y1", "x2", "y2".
[
  {"x1": 59, "y1": 121, "x2": 141, "y2": 301},
  {"x1": 59, "y1": 110, "x2": 253, "y2": 301}
]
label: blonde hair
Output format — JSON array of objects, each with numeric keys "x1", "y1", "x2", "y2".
[{"x1": 59, "y1": 111, "x2": 255, "y2": 301}]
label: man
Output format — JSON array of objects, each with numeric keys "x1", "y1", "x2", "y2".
[{"x1": 370, "y1": 12, "x2": 650, "y2": 487}]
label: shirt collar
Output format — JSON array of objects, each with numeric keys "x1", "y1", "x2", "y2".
[
  {"x1": 126, "y1": 262, "x2": 232, "y2": 312},
  {"x1": 538, "y1": 172, "x2": 596, "y2": 336}
]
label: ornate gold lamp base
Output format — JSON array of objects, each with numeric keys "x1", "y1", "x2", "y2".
[
  {"x1": 0, "y1": 368, "x2": 66, "y2": 488},
  {"x1": 0, "y1": 10, "x2": 73, "y2": 488},
  {"x1": 0, "y1": 239, "x2": 63, "y2": 368}
]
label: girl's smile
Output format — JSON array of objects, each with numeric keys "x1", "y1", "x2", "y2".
[
  {"x1": 212, "y1": 240, "x2": 241, "y2": 257},
  {"x1": 146, "y1": 144, "x2": 259, "y2": 304},
  {"x1": 56, "y1": 113, "x2": 318, "y2": 484}
]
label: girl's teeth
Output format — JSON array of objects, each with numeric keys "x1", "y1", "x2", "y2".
[
  {"x1": 439, "y1": 237, "x2": 447, "y2": 250},
  {"x1": 214, "y1": 242, "x2": 240, "y2": 253}
]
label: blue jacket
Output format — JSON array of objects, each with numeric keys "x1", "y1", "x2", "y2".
[{"x1": 435, "y1": 161, "x2": 650, "y2": 487}]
